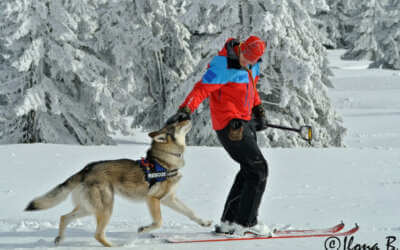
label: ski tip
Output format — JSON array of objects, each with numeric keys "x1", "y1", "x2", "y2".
[
  {"x1": 346, "y1": 223, "x2": 360, "y2": 234},
  {"x1": 336, "y1": 221, "x2": 345, "y2": 231},
  {"x1": 338, "y1": 221, "x2": 345, "y2": 228}
]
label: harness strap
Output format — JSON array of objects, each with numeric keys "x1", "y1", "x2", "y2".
[{"x1": 139, "y1": 158, "x2": 178, "y2": 188}]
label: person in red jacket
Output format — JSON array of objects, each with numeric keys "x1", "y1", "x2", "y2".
[{"x1": 166, "y1": 36, "x2": 271, "y2": 236}]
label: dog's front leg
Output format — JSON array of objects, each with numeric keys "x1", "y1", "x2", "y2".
[
  {"x1": 138, "y1": 196, "x2": 162, "y2": 233},
  {"x1": 161, "y1": 195, "x2": 212, "y2": 227}
]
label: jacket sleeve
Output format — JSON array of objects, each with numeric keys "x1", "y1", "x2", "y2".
[
  {"x1": 253, "y1": 75, "x2": 262, "y2": 107},
  {"x1": 179, "y1": 81, "x2": 222, "y2": 112},
  {"x1": 179, "y1": 60, "x2": 228, "y2": 112}
]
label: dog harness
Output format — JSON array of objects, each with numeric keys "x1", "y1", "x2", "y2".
[{"x1": 138, "y1": 158, "x2": 178, "y2": 188}]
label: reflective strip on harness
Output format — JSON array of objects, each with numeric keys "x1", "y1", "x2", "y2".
[{"x1": 148, "y1": 172, "x2": 168, "y2": 178}]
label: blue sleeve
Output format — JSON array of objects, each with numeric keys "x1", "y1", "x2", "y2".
[{"x1": 201, "y1": 56, "x2": 230, "y2": 84}]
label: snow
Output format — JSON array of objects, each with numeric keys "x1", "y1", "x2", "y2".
[
  {"x1": 328, "y1": 50, "x2": 400, "y2": 148},
  {"x1": 1, "y1": 50, "x2": 400, "y2": 249}
]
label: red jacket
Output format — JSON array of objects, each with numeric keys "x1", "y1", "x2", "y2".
[{"x1": 179, "y1": 38, "x2": 262, "y2": 130}]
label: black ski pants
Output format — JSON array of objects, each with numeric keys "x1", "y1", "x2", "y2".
[{"x1": 216, "y1": 120, "x2": 268, "y2": 227}]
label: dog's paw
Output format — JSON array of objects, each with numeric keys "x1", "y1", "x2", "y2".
[
  {"x1": 138, "y1": 222, "x2": 161, "y2": 233},
  {"x1": 54, "y1": 236, "x2": 63, "y2": 245},
  {"x1": 138, "y1": 226, "x2": 153, "y2": 233},
  {"x1": 137, "y1": 226, "x2": 147, "y2": 233},
  {"x1": 199, "y1": 220, "x2": 213, "y2": 227}
]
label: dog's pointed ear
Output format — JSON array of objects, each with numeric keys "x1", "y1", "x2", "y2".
[{"x1": 148, "y1": 130, "x2": 168, "y2": 143}]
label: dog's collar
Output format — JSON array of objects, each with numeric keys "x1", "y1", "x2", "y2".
[{"x1": 151, "y1": 148, "x2": 183, "y2": 159}]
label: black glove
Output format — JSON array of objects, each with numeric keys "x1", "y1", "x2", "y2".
[
  {"x1": 229, "y1": 119, "x2": 243, "y2": 129},
  {"x1": 165, "y1": 106, "x2": 191, "y2": 125},
  {"x1": 252, "y1": 105, "x2": 268, "y2": 131}
]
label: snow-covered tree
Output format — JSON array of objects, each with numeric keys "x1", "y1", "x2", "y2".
[
  {"x1": 117, "y1": 0, "x2": 197, "y2": 131},
  {"x1": 1, "y1": 0, "x2": 346, "y2": 148},
  {"x1": 370, "y1": 0, "x2": 400, "y2": 69},
  {"x1": 250, "y1": 0, "x2": 344, "y2": 147},
  {"x1": 342, "y1": 0, "x2": 386, "y2": 60},
  {"x1": 0, "y1": 0, "x2": 115, "y2": 144},
  {"x1": 86, "y1": 1, "x2": 142, "y2": 135},
  {"x1": 313, "y1": 0, "x2": 355, "y2": 49}
]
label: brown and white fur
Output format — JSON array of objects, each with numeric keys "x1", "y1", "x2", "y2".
[{"x1": 25, "y1": 120, "x2": 211, "y2": 247}]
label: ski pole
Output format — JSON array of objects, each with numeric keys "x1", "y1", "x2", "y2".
[{"x1": 264, "y1": 123, "x2": 313, "y2": 144}]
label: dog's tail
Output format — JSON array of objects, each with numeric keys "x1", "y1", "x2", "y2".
[{"x1": 25, "y1": 162, "x2": 99, "y2": 211}]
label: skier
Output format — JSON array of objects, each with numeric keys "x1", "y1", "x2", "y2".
[{"x1": 166, "y1": 36, "x2": 271, "y2": 236}]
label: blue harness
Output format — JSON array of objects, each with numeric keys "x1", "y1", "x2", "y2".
[{"x1": 138, "y1": 158, "x2": 178, "y2": 188}]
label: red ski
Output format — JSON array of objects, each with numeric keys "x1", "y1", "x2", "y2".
[
  {"x1": 163, "y1": 223, "x2": 359, "y2": 244},
  {"x1": 274, "y1": 221, "x2": 344, "y2": 235},
  {"x1": 152, "y1": 221, "x2": 344, "y2": 240}
]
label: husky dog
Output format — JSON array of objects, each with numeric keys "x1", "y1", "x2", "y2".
[{"x1": 25, "y1": 120, "x2": 211, "y2": 247}]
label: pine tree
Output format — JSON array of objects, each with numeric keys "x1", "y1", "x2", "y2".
[
  {"x1": 249, "y1": 0, "x2": 344, "y2": 147},
  {"x1": 87, "y1": 1, "x2": 142, "y2": 135},
  {"x1": 0, "y1": 0, "x2": 113, "y2": 144},
  {"x1": 370, "y1": 0, "x2": 400, "y2": 69},
  {"x1": 1, "y1": 0, "x2": 346, "y2": 147},
  {"x1": 121, "y1": 0, "x2": 194, "y2": 129},
  {"x1": 313, "y1": 0, "x2": 354, "y2": 49},
  {"x1": 342, "y1": 0, "x2": 386, "y2": 60}
]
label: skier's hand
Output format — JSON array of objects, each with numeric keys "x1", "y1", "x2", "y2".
[
  {"x1": 254, "y1": 116, "x2": 268, "y2": 131},
  {"x1": 165, "y1": 106, "x2": 191, "y2": 125},
  {"x1": 252, "y1": 105, "x2": 268, "y2": 131}
]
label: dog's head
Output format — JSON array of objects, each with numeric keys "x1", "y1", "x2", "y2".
[{"x1": 148, "y1": 120, "x2": 192, "y2": 146}]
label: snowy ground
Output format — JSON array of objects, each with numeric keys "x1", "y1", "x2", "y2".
[{"x1": 1, "y1": 50, "x2": 400, "y2": 249}]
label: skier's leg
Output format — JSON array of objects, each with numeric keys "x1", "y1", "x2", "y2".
[
  {"x1": 217, "y1": 121, "x2": 269, "y2": 227},
  {"x1": 216, "y1": 121, "x2": 268, "y2": 226},
  {"x1": 216, "y1": 125, "x2": 246, "y2": 224},
  {"x1": 220, "y1": 169, "x2": 245, "y2": 223},
  {"x1": 235, "y1": 156, "x2": 268, "y2": 227}
]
